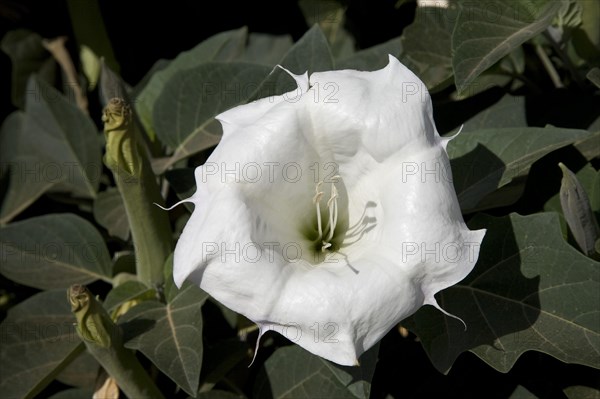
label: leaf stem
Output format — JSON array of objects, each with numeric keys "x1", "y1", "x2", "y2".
[{"x1": 534, "y1": 43, "x2": 564, "y2": 89}]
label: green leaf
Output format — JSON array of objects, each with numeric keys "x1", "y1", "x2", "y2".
[
  {"x1": 336, "y1": 37, "x2": 402, "y2": 71},
  {"x1": 448, "y1": 127, "x2": 591, "y2": 212},
  {"x1": 135, "y1": 27, "x2": 249, "y2": 140},
  {"x1": 0, "y1": 76, "x2": 101, "y2": 224},
  {"x1": 197, "y1": 391, "x2": 245, "y2": 399},
  {"x1": 48, "y1": 388, "x2": 95, "y2": 399},
  {"x1": 0, "y1": 213, "x2": 112, "y2": 289},
  {"x1": 401, "y1": 3, "x2": 455, "y2": 90},
  {"x1": 587, "y1": 67, "x2": 600, "y2": 88},
  {"x1": 103, "y1": 280, "x2": 156, "y2": 312},
  {"x1": 253, "y1": 344, "x2": 379, "y2": 399},
  {"x1": 240, "y1": 33, "x2": 293, "y2": 65},
  {"x1": 0, "y1": 290, "x2": 84, "y2": 399},
  {"x1": 299, "y1": 0, "x2": 355, "y2": 59},
  {"x1": 564, "y1": 385, "x2": 600, "y2": 399},
  {"x1": 405, "y1": 213, "x2": 600, "y2": 373},
  {"x1": 93, "y1": 188, "x2": 130, "y2": 241},
  {"x1": 452, "y1": 0, "x2": 564, "y2": 94},
  {"x1": 1, "y1": 29, "x2": 57, "y2": 109},
  {"x1": 279, "y1": 24, "x2": 335, "y2": 75},
  {"x1": 152, "y1": 62, "x2": 272, "y2": 172},
  {"x1": 462, "y1": 95, "x2": 527, "y2": 132},
  {"x1": 55, "y1": 350, "x2": 99, "y2": 388},
  {"x1": 120, "y1": 285, "x2": 209, "y2": 396},
  {"x1": 199, "y1": 339, "x2": 248, "y2": 394},
  {"x1": 509, "y1": 385, "x2": 539, "y2": 399}
]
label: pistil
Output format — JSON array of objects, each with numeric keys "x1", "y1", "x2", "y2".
[{"x1": 313, "y1": 176, "x2": 341, "y2": 252}]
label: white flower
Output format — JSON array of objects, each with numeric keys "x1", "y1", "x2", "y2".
[{"x1": 173, "y1": 56, "x2": 486, "y2": 366}]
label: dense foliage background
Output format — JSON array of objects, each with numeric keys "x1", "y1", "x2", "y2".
[{"x1": 0, "y1": 0, "x2": 599, "y2": 398}]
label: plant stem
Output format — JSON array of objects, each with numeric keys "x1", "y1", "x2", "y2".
[
  {"x1": 68, "y1": 285, "x2": 165, "y2": 399},
  {"x1": 535, "y1": 43, "x2": 564, "y2": 89},
  {"x1": 102, "y1": 98, "x2": 173, "y2": 287}
]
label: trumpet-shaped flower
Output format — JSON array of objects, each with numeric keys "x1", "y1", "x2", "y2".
[{"x1": 173, "y1": 56, "x2": 486, "y2": 366}]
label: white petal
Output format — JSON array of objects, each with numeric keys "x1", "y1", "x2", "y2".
[{"x1": 173, "y1": 55, "x2": 486, "y2": 366}]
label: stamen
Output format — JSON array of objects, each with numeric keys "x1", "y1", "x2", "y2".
[
  {"x1": 313, "y1": 182, "x2": 324, "y2": 241},
  {"x1": 311, "y1": 176, "x2": 339, "y2": 252}
]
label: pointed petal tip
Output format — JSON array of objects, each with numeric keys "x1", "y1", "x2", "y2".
[
  {"x1": 276, "y1": 65, "x2": 309, "y2": 92},
  {"x1": 153, "y1": 198, "x2": 193, "y2": 211},
  {"x1": 426, "y1": 297, "x2": 467, "y2": 331}
]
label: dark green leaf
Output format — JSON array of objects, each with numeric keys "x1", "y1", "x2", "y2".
[
  {"x1": 120, "y1": 285, "x2": 209, "y2": 396},
  {"x1": 48, "y1": 388, "x2": 95, "y2": 399},
  {"x1": 1, "y1": 29, "x2": 57, "y2": 109},
  {"x1": 452, "y1": 0, "x2": 564, "y2": 94},
  {"x1": 564, "y1": 385, "x2": 600, "y2": 399},
  {"x1": 254, "y1": 344, "x2": 379, "y2": 399},
  {"x1": 336, "y1": 37, "x2": 402, "y2": 71},
  {"x1": 55, "y1": 350, "x2": 99, "y2": 388},
  {"x1": 448, "y1": 127, "x2": 591, "y2": 212},
  {"x1": 0, "y1": 76, "x2": 101, "y2": 223},
  {"x1": 240, "y1": 33, "x2": 293, "y2": 65},
  {"x1": 509, "y1": 385, "x2": 539, "y2": 399},
  {"x1": 197, "y1": 391, "x2": 245, "y2": 399},
  {"x1": 401, "y1": 3, "x2": 455, "y2": 90},
  {"x1": 0, "y1": 213, "x2": 112, "y2": 289},
  {"x1": 279, "y1": 24, "x2": 334, "y2": 75},
  {"x1": 103, "y1": 280, "x2": 156, "y2": 312},
  {"x1": 299, "y1": 1, "x2": 355, "y2": 59},
  {"x1": 462, "y1": 95, "x2": 527, "y2": 131},
  {"x1": 406, "y1": 213, "x2": 600, "y2": 373},
  {"x1": 135, "y1": 27, "x2": 249, "y2": 139},
  {"x1": 587, "y1": 67, "x2": 600, "y2": 88},
  {"x1": 0, "y1": 290, "x2": 84, "y2": 399},
  {"x1": 152, "y1": 62, "x2": 272, "y2": 172},
  {"x1": 93, "y1": 188, "x2": 129, "y2": 241}
]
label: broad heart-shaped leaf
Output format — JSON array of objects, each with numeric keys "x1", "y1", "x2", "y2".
[
  {"x1": 150, "y1": 26, "x2": 335, "y2": 172},
  {"x1": 93, "y1": 188, "x2": 130, "y2": 241},
  {"x1": 0, "y1": 76, "x2": 101, "y2": 224},
  {"x1": 400, "y1": 3, "x2": 455, "y2": 91},
  {"x1": 452, "y1": 0, "x2": 564, "y2": 94},
  {"x1": 119, "y1": 285, "x2": 209, "y2": 397},
  {"x1": 253, "y1": 344, "x2": 379, "y2": 399},
  {"x1": 0, "y1": 290, "x2": 84, "y2": 399},
  {"x1": 135, "y1": 27, "x2": 249, "y2": 140},
  {"x1": 152, "y1": 62, "x2": 272, "y2": 172},
  {"x1": 0, "y1": 213, "x2": 112, "y2": 289},
  {"x1": 405, "y1": 213, "x2": 600, "y2": 373},
  {"x1": 448, "y1": 127, "x2": 591, "y2": 213}
]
